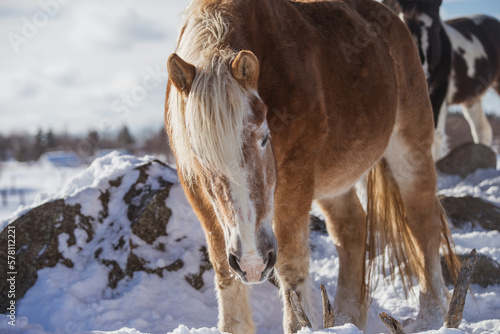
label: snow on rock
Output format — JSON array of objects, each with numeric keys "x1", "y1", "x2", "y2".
[{"x1": 0, "y1": 152, "x2": 216, "y2": 334}]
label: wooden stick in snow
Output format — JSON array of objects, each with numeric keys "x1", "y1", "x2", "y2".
[
  {"x1": 290, "y1": 290, "x2": 312, "y2": 328},
  {"x1": 444, "y1": 248, "x2": 478, "y2": 329},
  {"x1": 378, "y1": 312, "x2": 406, "y2": 334},
  {"x1": 320, "y1": 284, "x2": 335, "y2": 328}
]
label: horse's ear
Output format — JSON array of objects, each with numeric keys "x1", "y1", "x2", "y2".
[
  {"x1": 167, "y1": 53, "x2": 196, "y2": 95},
  {"x1": 231, "y1": 50, "x2": 260, "y2": 90}
]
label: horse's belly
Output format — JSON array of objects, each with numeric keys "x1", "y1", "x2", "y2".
[
  {"x1": 314, "y1": 126, "x2": 393, "y2": 199},
  {"x1": 313, "y1": 170, "x2": 364, "y2": 199},
  {"x1": 312, "y1": 146, "x2": 382, "y2": 200}
]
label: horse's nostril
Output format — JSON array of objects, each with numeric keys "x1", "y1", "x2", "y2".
[
  {"x1": 266, "y1": 249, "x2": 277, "y2": 270},
  {"x1": 228, "y1": 253, "x2": 242, "y2": 273}
]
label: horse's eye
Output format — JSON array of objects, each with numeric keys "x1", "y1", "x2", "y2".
[{"x1": 261, "y1": 133, "x2": 270, "y2": 147}]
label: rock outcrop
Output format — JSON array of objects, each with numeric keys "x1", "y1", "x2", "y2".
[
  {"x1": 441, "y1": 195, "x2": 500, "y2": 231},
  {"x1": 442, "y1": 253, "x2": 500, "y2": 287},
  {"x1": 0, "y1": 154, "x2": 211, "y2": 312},
  {"x1": 436, "y1": 143, "x2": 497, "y2": 178}
]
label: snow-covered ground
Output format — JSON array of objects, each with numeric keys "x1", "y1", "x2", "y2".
[
  {"x1": 0, "y1": 160, "x2": 86, "y2": 222},
  {"x1": 0, "y1": 152, "x2": 499, "y2": 334}
]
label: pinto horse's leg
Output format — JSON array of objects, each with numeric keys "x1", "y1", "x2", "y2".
[
  {"x1": 384, "y1": 136, "x2": 450, "y2": 331},
  {"x1": 432, "y1": 102, "x2": 449, "y2": 160},
  {"x1": 316, "y1": 188, "x2": 368, "y2": 329},
  {"x1": 461, "y1": 98, "x2": 493, "y2": 146}
]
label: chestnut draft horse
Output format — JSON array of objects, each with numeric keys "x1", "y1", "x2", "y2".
[
  {"x1": 383, "y1": 0, "x2": 500, "y2": 160},
  {"x1": 165, "y1": 0, "x2": 458, "y2": 332}
]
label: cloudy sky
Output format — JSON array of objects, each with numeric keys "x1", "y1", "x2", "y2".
[{"x1": 1, "y1": 0, "x2": 499, "y2": 137}]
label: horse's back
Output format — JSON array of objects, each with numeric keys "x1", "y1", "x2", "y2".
[
  {"x1": 301, "y1": 0, "x2": 429, "y2": 125},
  {"x1": 299, "y1": 0, "x2": 434, "y2": 198},
  {"x1": 444, "y1": 15, "x2": 500, "y2": 103}
]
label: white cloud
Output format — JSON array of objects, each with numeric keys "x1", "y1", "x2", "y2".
[
  {"x1": 0, "y1": 0, "x2": 189, "y2": 135},
  {"x1": 0, "y1": 0, "x2": 498, "y2": 136},
  {"x1": 67, "y1": 3, "x2": 170, "y2": 51}
]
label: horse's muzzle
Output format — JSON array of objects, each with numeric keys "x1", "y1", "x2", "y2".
[{"x1": 228, "y1": 249, "x2": 277, "y2": 284}]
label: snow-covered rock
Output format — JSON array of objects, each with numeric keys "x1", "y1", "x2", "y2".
[{"x1": 0, "y1": 153, "x2": 214, "y2": 333}]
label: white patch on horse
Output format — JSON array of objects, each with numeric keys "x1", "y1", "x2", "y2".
[
  {"x1": 229, "y1": 168, "x2": 267, "y2": 283},
  {"x1": 432, "y1": 102, "x2": 449, "y2": 160},
  {"x1": 419, "y1": 13, "x2": 433, "y2": 27},
  {"x1": 419, "y1": 13, "x2": 433, "y2": 79},
  {"x1": 443, "y1": 22, "x2": 487, "y2": 78},
  {"x1": 446, "y1": 69, "x2": 458, "y2": 104},
  {"x1": 231, "y1": 178, "x2": 254, "y2": 227},
  {"x1": 461, "y1": 99, "x2": 493, "y2": 146}
]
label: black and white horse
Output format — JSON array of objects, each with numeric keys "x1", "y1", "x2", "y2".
[{"x1": 384, "y1": 0, "x2": 500, "y2": 159}]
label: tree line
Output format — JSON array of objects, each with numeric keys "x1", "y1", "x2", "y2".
[{"x1": 0, "y1": 125, "x2": 173, "y2": 163}]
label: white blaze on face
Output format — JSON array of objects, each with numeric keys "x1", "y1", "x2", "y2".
[
  {"x1": 419, "y1": 13, "x2": 434, "y2": 79},
  {"x1": 443, "y1": 22, "x2": 488, "y2": 78},
  {"x1": 228, "y1": 115, "x2": 275, "y2": 283},
  {"x1": 206, "y1": 92, "x2": 276, "y2": 283},
  {"x1": 228, "y1": 166, "x2": 267, "y2": 283}
]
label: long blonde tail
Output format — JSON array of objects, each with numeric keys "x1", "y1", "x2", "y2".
[{"x1": 363, "y1": 159, "x2": 459, "y2": 301}]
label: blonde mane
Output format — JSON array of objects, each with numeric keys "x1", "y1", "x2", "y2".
[{"x1": 167, "y1": 1, "x2": 248, "y2": 184}]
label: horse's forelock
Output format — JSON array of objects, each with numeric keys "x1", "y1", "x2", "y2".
[
  {"x1": 168, "y1": 58, "x2": 249, "y2": 186},
  {"x1": 168, "y1": 3, "x2": 251, "y2": 186}
]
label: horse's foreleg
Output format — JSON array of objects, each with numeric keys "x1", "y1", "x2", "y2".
[
  {"x1": 185, "y1": 182, "x2": 255, "y2": 334},
  {"x1": 274, "y1": 196, "x2": 314, "y2": 333},
  {"x1": 216, "y1": 277, "x2": 254, "y2": 333},
  {"x1": 206, "y1": 226, "x2": 255, "y2": 334},
  {"x1": 316, "y1": 188, "x2": 368, "y2": 330},
  {"x1": 461, "y1": 98, "x2": 493, "y2": 146}
]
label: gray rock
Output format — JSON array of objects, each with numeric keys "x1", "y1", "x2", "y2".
[
  {"x1": 436, "y1": 143, "x2": 497, "y2": 178},
  {"x1": 442, "y1": 253, "x2": 500, "y2": 288},
  {"x1": 441, "y1": 195, "x2": 500, "y2": 231}
]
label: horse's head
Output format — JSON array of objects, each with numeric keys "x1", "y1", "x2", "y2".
[
  {"x1": 166, "y1": 50, "x2": 278, "y2": 284},
  {"x1": 386, "y1": 0, "x2": 444, "y2": 78}
]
